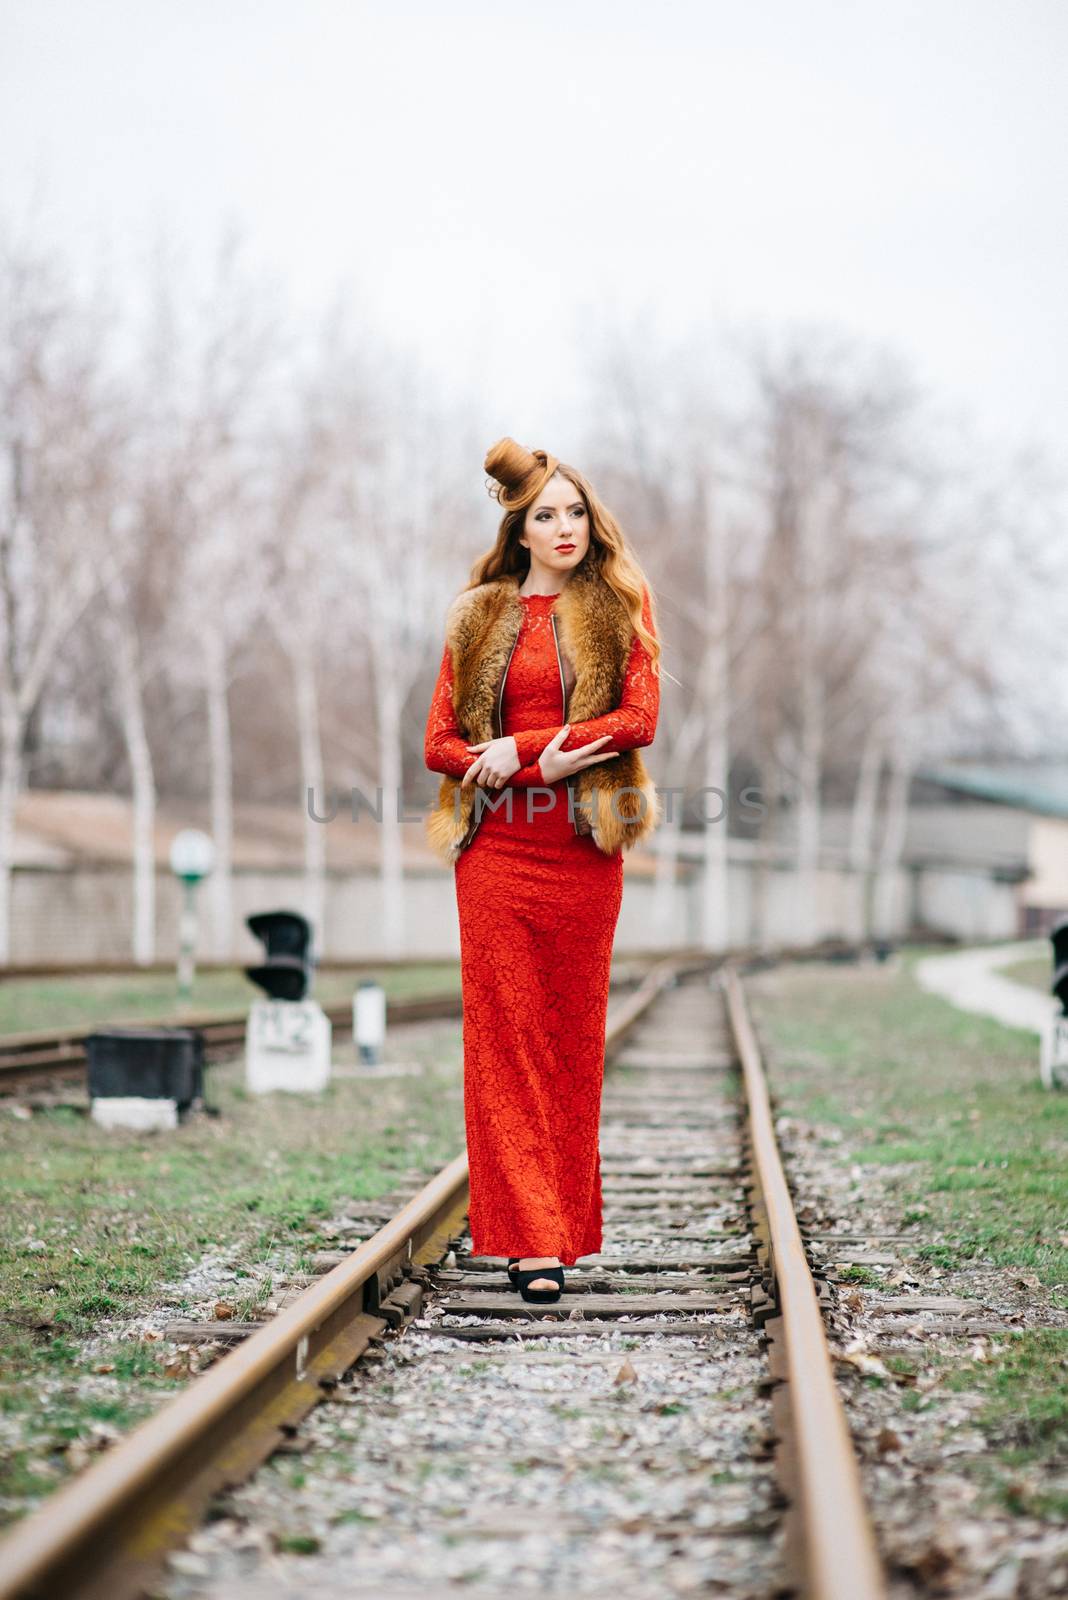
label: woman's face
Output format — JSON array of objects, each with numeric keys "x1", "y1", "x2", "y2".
[{"x1": 519, "y1": 474, "x2": 591, "y2": 576}]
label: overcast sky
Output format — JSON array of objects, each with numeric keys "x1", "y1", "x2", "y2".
[{"x1": 4, "y1": 0, "x2": 1066, "y2": 472}]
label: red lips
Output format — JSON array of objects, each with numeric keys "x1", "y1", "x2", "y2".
[{"x1": 556, "y1": 544, "x2": 575, "y2": 551}]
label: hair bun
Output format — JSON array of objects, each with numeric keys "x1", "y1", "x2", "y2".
[
  {"x1": 484, "y1": 437, "x2": 560, "y2": 510},
  {"x1": 484, "y1": 437, "x2": 538, "y2": 490}
]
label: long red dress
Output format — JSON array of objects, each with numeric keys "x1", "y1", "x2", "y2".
[{"x1": 423, "y1": 586, "x2": 660, "y2": 1266}]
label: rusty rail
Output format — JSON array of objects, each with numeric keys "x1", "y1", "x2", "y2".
[
  {"x1": 0, "y1": 1156, "x2": 471, "y2": 1600},
  {"x1": 0, "y1": 991, "x2": 465, "y2": 1094},
  {"x1": 722, "y1": 963, "x2": 886, "y2": 1600},
  {"x1": 0, "y1": 951, "x2": 684, "y2": 1094},
  {"x1": 0, "y1": 954, "x2": 695, "y2": 1600},
  {"x1": 0, "y1": 941, "x2": 882, "y2": 1093}
]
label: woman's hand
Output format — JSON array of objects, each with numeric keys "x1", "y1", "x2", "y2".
[
  {"x1": 462, "y1": 735, "x2": 520, "y2": 788},
  {"x1": 463, "y1": 726, "x2": 620, "y2": 787},
  {"x1": 536, "y1": 726, "x2": 618, "y2": 784}
]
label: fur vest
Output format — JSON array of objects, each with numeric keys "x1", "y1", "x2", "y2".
[{"x1": 425, "y1": 560, "x2": 660, "y2": 866}]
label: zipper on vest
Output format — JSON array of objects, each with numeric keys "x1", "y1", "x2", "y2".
[
  {"x1": 494, "y1": 628, "x2": 521, "y2": 740},
  {"x1": 463, "y1": 610, "x2": 583, "y2": 851},
  {"x1": 550, "y1": 612, "x2": 581, "y2": 836},
  {"x1": 549, "y1": 614, "x2": 568, "y2": 722}
]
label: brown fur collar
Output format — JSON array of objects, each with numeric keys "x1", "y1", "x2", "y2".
[{"x1": 425, "y1": 561, "x2": 660, "y2": 865}]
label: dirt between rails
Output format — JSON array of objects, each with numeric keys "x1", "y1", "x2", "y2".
[
  {"x1": 153, "y1": 971, "x2": 793, "y2": 1600},
  {"x1": 745, "y1": 956, "x2": 1068, "y2": 1600}
]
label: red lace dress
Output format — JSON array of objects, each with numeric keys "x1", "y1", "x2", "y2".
[{"x1": 423, "y1": 586, "x2": 659, "y2": 1266}]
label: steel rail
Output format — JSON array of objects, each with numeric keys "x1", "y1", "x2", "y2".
[
  {"x1": 721, "y1": 963, "x2": 886, "y2": 1600},
  {"x1": 0, "y1": 953, "x2": 699, "y2": 1600},
  {"x1": 0, "y1": 941, "x2": 879, "y2": 1092},
  {"x1": 0, "y1": 952, "x2": 684, "y2": 1092},
  {"x1": 0, "y1": 1155, "x2": 471, "y2": 1600},
  {"x1": 0, "y1": 991, "x2": 466, "y2": 1092}
]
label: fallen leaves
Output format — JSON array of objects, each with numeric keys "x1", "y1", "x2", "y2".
[
  {"x1": 832, "y1": 1345, "x2": 892, "y2": 1380},
  {"x1": 62, "y1": 1421, "x2": 121, "y2": 1471},
  {"x1": 162, "y1": 1346, "x2": 204, "y2": 1381}
]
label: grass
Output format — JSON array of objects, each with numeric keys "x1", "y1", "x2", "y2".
[
  {"x1": 273, "y1": 1533, "x2": 320, "y2": 1555},
  {"x1": 0, "y1": 1019, "x2": 466, "y2": 1526},
  {"x1": 961, "y1": 1329, "x2": 1068, "y2": 1519},
  {"x1": 748, "y1": 950, "x2": 1068, "y2": 1519},
  {"x1": 751, "y1": 953, "x2": 1068, "y2": 1286},
  {"x1": 882, "y1": 1329, "x2": 1068, "y2": 1519},
  {"x1": 0, "y1": 962, "x2": 461, "y2": 1035},
  {"x1": 835, "y1": 1264, "x2": 884, "y2": 1287}
]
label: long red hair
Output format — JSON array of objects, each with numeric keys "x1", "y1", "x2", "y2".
[{"x1": 461, "y1": 437, "x2": 661, "y2": 672}]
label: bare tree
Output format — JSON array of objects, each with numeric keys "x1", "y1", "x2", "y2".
[
  {"x1": 346, "y1": 389, "x2": 473, "y2": 953},
  {"x1": 161, "y1": 226, "x2": 287, "y2": 958},
  {"x1": 0, "y1": 230, "x2": 105, "y2": 961},
  {"x1": 742, "y1": 329, "x2": 934, "y2": 940},
  {"x1": 7, "y1": 215, "x2": 1063, "y2": 973},
  {"x1": 255, "y1": 437, "x2": 337, "y2": 960}
]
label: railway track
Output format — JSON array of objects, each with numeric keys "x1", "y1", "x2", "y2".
[
  {"x1": 0, "y1": 939, "x2": 894, "y2": 1097},
  {"x1": 0, "y1": 954, "x2": 688, "y2": 1096},
  {"x1": 0, "y1": 953, "x2": 887, "y2": 1600},
  {"x1": 0, "y1": 992, "x2": 466, "y2": 1095}
]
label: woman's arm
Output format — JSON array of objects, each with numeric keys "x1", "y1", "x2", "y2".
[
  {"x1": 424, "y1": 641, "x2": 473, "y2": 779},
  {"x1": 424, "y1": 641, "x2": 546, "y2": 786},
  {"x1": 510, "y1": 587, "x2": 660, "y2": 769}
]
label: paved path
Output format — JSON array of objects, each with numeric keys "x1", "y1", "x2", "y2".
[{"x1": 913, "y1": 940, "x2": 1057, "y2": 1035}]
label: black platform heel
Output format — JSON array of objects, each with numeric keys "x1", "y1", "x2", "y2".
[
  {"x1": 506, "y1": 1257, "x2": 521, "y2": 1289},
  {"x1": 515, "y1": 1263, "x2": 565, "y2": 1304}
]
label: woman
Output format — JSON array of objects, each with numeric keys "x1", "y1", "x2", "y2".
[{"x1": 423, "y1": 438, "x2": 661, "y2": 1303}]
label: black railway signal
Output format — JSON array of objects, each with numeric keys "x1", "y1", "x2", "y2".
[
  {"x1": 244, "y1": 909, "x2": 313, "y2": 1001},
  {"x1": 1051, "y1": 915, "x2": 1068, "y2": 1015}
]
